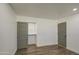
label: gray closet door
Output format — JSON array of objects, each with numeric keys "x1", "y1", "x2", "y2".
[
  {"x1": 58, "y1": 22, "x2": 66, "y2": 48},
  {"x1": 17, "y1": 22, "x2": 28, "y2": 49}
]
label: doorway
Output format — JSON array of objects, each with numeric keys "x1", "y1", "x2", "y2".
[
  {"x1": 17, "y1": 22, "x2": 37, "y2": 49},
  {"x1": 17, "y1": 22, "x2": 28, "y2": 49},
  {"x1": 58, "y1": 22, "x2": 66, "y2": 48}
]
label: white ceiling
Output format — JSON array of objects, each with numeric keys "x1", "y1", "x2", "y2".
[{"x1": 11, "y1": 3, "x2": 79, "y2": 20}]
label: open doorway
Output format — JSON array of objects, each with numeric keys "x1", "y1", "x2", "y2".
[
  {"x1": 28, "y1": 22, "x2": 37, "y2": 47},
  {"x1": 58, "y1": 22, "x2": 66, "y2": 48},
  {"x1": 17, "y1": 22, "x2": 37, "y2": 49}
]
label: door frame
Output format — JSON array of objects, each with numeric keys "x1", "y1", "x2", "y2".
[
  {"x1": 58, "y1": 22, "x2": 66, "y2": 48},
  {"x1": 17, "y1": 22, "x2": 28, "y2": 49}
]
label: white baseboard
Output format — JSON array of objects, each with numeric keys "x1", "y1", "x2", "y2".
[
  {"x1": 0, "y1": 52, "x2": 10, "y2": 55},
  {"x1": 0, "y1": 48, "x2": 17, "y2": 55},
  {"x1": 36, "y1": 43, "x2": 57, "y2": 47},
  {"x1": 67, "y1": 48, "x2": 79, "y2": 54}
]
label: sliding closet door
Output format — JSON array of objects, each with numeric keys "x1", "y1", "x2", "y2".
[{"x1": 17, "y1": 22, "x2": 28, "y2": 49}]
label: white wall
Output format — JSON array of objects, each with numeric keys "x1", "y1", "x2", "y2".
[
  {"x1": 17, "y1": 16, "x2": 57, "y2": 47},
  {"x1": 0, "y1": 4, "x2": 17, "y2": 54},
  {"x1": 28, "y1": 23, "x2": 37, "y2": 45},
  {"x1": 28, "y1": 23, "x2": 37, "y2": 34},
  {"x1": 28, "y1": 35, "x2": 36, "y2": 45},
  {"x1": 57, "y1": 13, "x2": 79, "y2": 54}
]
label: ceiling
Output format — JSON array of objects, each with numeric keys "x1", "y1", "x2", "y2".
[{"x1": 11, "y1": 3, "x2": 79, "y2": 20}]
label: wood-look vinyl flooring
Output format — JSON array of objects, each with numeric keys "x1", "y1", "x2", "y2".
[{"x1": 15, "y1": 45, "x2": 78, "y2": 55}]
